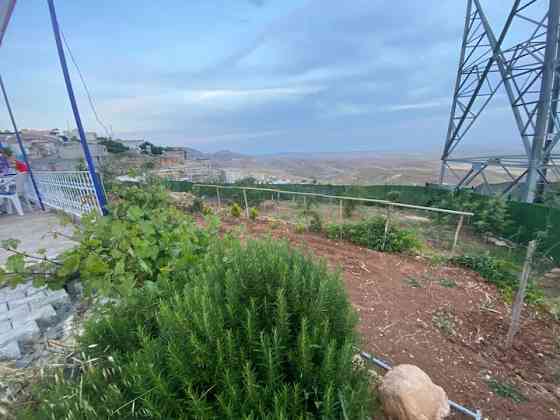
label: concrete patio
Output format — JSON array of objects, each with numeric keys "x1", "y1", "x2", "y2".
[{"x1": 0, "y1": 210, "x2": 76, "y2": 266}]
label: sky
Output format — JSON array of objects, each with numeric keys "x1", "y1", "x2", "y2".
[{"x1": 0, "y1": 0, "x2": 544, "y2": 154}]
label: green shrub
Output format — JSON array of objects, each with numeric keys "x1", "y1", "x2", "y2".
[
  {"x1": 307, "y1": 210, "x2": 323, "y2": 233},
  {"x1": 249, "y1": 207, "x2": 259, "y2": 220},
  {"x1": 1, "y1": 183, "x2": 218, "y2": 297},
  {"x1": 189, "y1": 197, "x2": 205, "y2": 213},
  {"x1": 230, "y1": 202, "x2": 242, "y2": 218},
  {"x1": 433, "y1": 192, "x2": 511, "y2": 236},
  {"x1": 386, "y1": 191, "x2": 401, "y2": 203},
  {"x1": 295, "y1": 221, "x2": 306, "y2": 234},
  {"x1": 450, "y1": 254, "x2": 543, "y2": 304},
  {"x1": 326, "y1": 217, "x2": 420, "y2": 253},
  {"x1": 22, "y1": 239, "x2": 374, "y2": 419},
  {"x1": 343, "y1": 199, "x2": 357, "y2": 218}
]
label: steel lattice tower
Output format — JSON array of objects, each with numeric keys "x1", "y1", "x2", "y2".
[{"x1": 440, "y1": 0, "x2": 560, "y2": 202}]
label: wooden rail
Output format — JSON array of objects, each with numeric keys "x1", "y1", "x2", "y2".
[
  {"x1": 194, "y1": 184, "x2": 474, "y2": 217},
  {"x1": 193, "y1": 184, "x2": 473, "y2": 252}
]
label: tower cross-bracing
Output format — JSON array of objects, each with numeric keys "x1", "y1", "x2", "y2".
[{"x1": 441, "y1": 0, "x2": 560, "y2": 202}]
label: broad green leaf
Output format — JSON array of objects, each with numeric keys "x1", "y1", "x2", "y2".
[
  {"x1": 1, "y1": 238, "x2": 20, "y2": 250},
  {"x1": 6, "y1": 254, "x2": 25, "y2": 273}
]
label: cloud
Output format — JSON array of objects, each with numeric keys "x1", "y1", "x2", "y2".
[
  {"x1": 188, "y1": 86, "x2": 324, "y2": 102},
  {"x1": 385, "y1": 100, "x2": 448, "y2": 112}
]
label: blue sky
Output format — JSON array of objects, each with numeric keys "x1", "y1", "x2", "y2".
[{"x1": 0, "y1": 0, "x2": 541, "y2": 154}]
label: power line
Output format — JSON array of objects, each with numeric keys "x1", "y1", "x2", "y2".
[{"x1": 60, "y1": 28, "x2": 111, "y2": 138}]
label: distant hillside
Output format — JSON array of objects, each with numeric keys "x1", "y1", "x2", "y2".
[
  {"x1": 183, "y1": 147, "x2": 207, "y2": 159},
  {"x1": 182, "y1": 147, "x2": 247, "y2": 161},
  {"x1": 209, "y1": 150, "x2": 246, "y2": 160}
]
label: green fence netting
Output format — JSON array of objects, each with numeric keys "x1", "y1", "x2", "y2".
[{"x1": 164, "y1": 180, "x2": 560, "y2": 263}]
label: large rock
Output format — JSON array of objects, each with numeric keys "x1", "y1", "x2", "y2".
[{"x1": 379, "y1": 364, "x2": 450, "y2": 420}]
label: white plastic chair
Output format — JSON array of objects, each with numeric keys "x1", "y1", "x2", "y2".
[
  {"x1": 0, "y1": 175, "x2": 24, "y2": 216},
  {"x1": 15, "y1": 172, "x2": 32, "y2": 210}
]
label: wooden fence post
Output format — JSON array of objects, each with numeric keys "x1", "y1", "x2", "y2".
[
  {"x1": 382, "y1": 205, "x2": 392, "y2": 250},
  {"x1": 243, "y1": 188, "x2": 249, "y2": 218},
  {"x1": 505, "y1": 240, "x2": 537, "y2": 349},
  {"x1": 451, "y1": 214, "x2": 465, "y2": 254}
]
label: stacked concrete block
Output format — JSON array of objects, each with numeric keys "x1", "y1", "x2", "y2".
[{"x1": 0, "y1": 282, "x2": 70, "y2": 359}]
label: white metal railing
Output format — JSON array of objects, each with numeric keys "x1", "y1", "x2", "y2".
[{"x1": 29, "y1": 171, "x2": 103, "y2": 217}]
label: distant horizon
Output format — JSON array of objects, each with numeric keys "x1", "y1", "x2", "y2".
[{"x1": 1, "y1": 125, "x2": 524, "y2": 159}]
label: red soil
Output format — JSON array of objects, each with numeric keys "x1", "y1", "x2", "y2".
[{"x1": 218, "y1": 217, "x2": 560, "y2": 420}]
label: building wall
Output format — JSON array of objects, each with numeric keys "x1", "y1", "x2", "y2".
[{"x1": 58, "y1": 143, "x2": 108, "y2": 160}]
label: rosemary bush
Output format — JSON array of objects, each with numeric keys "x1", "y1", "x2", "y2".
[{"x1": 22, "y1": 239, "x2": 374, "y2": 419}]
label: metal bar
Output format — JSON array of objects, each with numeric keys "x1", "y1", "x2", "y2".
[
  {"x1": 441, "y1": 0, "x2": 474, "y2": 182},
  {"x1": 448, "y1": 1, "x2": 521, "y2": 154},
  {"x1": 0, "y1": 75, "x2": 45, "y2": 211},
  {"x1": 194, "y1": 184, "x2": 474, "y2": 217},
  {"x1": 500, "y1": 169, "x2": 528, "y2": 197},
  {"x1": 456, "y1": 167, "x2": 475, "y2": 189},
  {"x1": 46, "y1": 0, "x2": 107, "y2": 215},
  {"x1": 524, "y1": 0, "x2": 559, "y2": 202},
  {"x1": 474, "y1": 0, "x2": 532, "y2": 156}
]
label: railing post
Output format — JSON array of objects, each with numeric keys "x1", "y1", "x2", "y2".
[
  {"x1": 452, "y1": 215, "x2": 465, "y2": 254},
  {"x1": 216, "y1": 185, "x2": 221, "y2": 209},
  {"x1": 243, "y1": 188, "x2": 249, "y2": 218},
  {"x1": 505, "y1": 240, "x2": 537, "y2": 348},
  {"x1": 46, "y1": 0, "x2": 107, "y2": 215}
]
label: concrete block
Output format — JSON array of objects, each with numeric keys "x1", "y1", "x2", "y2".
[
  {"x1": 7, "y1": 293, "x2": 49, "y2": 310},
  {"x1": 13, "y1": 305, "x2": 57, "y2": 328},
  {"x1": 0, "y1": 290, "x2": 26, "y2": 304},
  {"x1": 0, "y1": 340, "x2": 21, "y2": 360},
  {"x1": 0, "y1": 320, "x2": 39, "y2": 346},
  {"x1": 0, "y1": 319, "x2": 12, "y2": 334},
  {"x1": 30, "y1": 289, "x2": 70, "y2": 310},
  {"x1": 0, "y1": 304, "x2": 30, "y2": 323},
  {"x1": 25, "y1": 285, "x2": 47, "y2": 297},
  {"x1": 0, "y1": 283, "x2": 31, "y2": 301}
]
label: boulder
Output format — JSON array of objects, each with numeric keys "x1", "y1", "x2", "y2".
[{"x1": 379, "y1": 364, "x2": 450, "y2": 420}]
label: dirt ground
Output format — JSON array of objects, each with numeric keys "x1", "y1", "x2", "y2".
[{"x1": 216, "y1": 216, "x2": 560, "y2": 420}]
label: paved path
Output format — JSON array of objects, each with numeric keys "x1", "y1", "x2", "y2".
[{"x1": 0, "y1": 211, "x2": 76, "y2": 266}]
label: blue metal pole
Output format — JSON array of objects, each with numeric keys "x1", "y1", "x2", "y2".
[
  {"x1": 0, "y1": 75, "x2": 45, "y2": 211},
  {"x1": 46, "y1": 0, "x2": 107, "y2": 215}
]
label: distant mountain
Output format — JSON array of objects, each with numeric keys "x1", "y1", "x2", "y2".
[
  {"x1": 183, "y1": 147, "x2": 207, "y2": 159},
  {"x1": 209, "y1": 150, "x2": 247, "y2": 160},
  {"x1": 182, "y1": 146, "x2": 248, "y2": 161}
]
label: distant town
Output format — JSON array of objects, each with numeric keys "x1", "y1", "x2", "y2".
[{"x1": 0, "y1": 128, "x2": 315, "y2": 185}]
